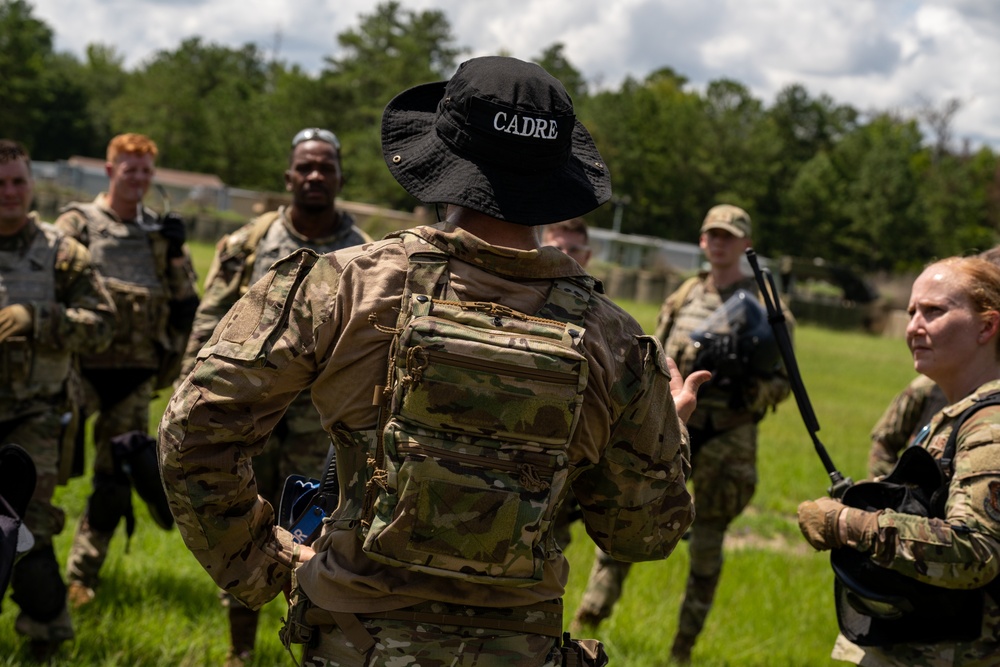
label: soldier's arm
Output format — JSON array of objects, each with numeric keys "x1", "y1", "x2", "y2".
[
  {"x1": 870, "y1": 414, "x2": 1000, "y2": 589},
  {"x1": 572, "y1": 334, "x2": 694, "y2": 562},
  {"x1": 179, "y1": 239, "x2": 246, "y2": 378},
  {"x1": 52, "y1": 209, "x2": 88, "y2": 242},
  {"x1": 38, "y1": 237, "x2": 116, "y2": 355},
  {"x1": 159, "y1": 249, "x2": 324, "y2": 610}
]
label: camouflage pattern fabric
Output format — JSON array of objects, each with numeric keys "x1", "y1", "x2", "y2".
[
  {"x1": 159, "y1": 222, "x2": 693, "y2": 621},
  {"x1": 301, "y1": 606, "x2": 562, "y2": 667},
  {"x1": 361, "y1": 238, "x2": 592, "y2": 585},
  {"x1": 55, "y1": 196, "x2": 198, "y2": 593},
  {"x1": 55, "y1": 197, "x2": 199, "y2": 371},
  {"x1": 0, "y1": 215, "x2": 116, "y2": 421},
  {"x1": 0, "y1": 215, "x2": 115, "y2": 639},
  {"x1": 64, "y1": 375, "x2": 154, "y2": 589},
  {"x1": 869, "y1": 374, "x2": 948, "y2": 480},
  {"x1": 831, "y1": 379, "x2": 1000, "y2": 666},
  {"x1": 178, "y1": 206, "x2": 368, "y2": 654}
]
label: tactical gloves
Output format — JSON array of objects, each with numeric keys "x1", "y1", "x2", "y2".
[
  {"x1": 797, "y1": 497, "x2": 881, "y2": 552},
  {"x1": 0, "y1": 304, "x2": 32, "y2": 343},
  {"x1": 159, "y1": 212, "x2": 187, "y2": 259}
]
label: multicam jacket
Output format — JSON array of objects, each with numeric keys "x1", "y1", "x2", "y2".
[
  {"x1": 834, "y1": 379, "x2": 1000, "y2": 666},
  {"x1": 0, "y1": 214, "x2": 116, "y2": 420},
  {"x1": 159, "y1": 222, "x2": 694, "y2": 613}
]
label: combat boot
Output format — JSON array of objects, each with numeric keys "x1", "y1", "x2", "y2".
[
  {"x1": 15, "y1": 607, "x2": 74, "y2": 662},
  {"x1": 669, "y1": 631, "x2": 694, "y2": 664},
  {"x1": 67, "y1": 581, "x2": 96, "y2": 608}
]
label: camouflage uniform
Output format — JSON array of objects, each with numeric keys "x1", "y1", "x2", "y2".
[
  {"x1": 179, "y1": 205, "x2": 369, "y2": 660},
  {"x1": 54, "y1": 195, "x2": 198, "y2": 594},
  {"x1": 159, "y1": 223, "x2": 694, "y2": 666},
  {"x1": 869, "y1": 374, "x2": 948, "y2": 480},
  {"x1": 0, "y1": 214, "x2": 115, "y2": 642},
  {"x1": 574, "y1": 273, "x2": 791, "y2": 656},
  {"x1": 831, "y1": 379, "x2": 1000, "y2": 667}
]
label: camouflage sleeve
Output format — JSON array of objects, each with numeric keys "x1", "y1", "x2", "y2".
[
  {"x1": 572, "y1": 334, "x2": 694, "y2": 562},
  {"x1": 33, "y1": 236, "x2": 116, "y2": 354},
  {"x1": 179, "y1": 240, "x2": 245, "y2": 378},
  {"x1": 872, "y1": 412, "x2": 1000, "y2": 590},
  {"x1": 868, "y1": 378, "x2": 936, "y2": 479},
  {"x1": 159, "y1": 249, "x2": 325, "y2": 609},
  {"x1": 52, "y1": 209, "x2": 88, "y2": 242}
]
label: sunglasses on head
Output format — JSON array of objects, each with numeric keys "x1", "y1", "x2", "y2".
[{"x1": 292, "y1": 128, "x2": 340, "y2": 150}]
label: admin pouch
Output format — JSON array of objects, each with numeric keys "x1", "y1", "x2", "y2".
[{"x1": 361, "y1": 232, "x2": 594, "y2": 586}]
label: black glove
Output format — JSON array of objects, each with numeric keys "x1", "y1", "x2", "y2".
[{"x1": 159, "y1": 212, "x2": 186, "y2": 258}]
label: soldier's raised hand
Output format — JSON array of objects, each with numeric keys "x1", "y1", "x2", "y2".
[{"x1": 667, "y1": 356, "x2": 711, "y2": 424}]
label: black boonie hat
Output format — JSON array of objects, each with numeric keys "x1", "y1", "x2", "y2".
[{"x1": 381, "y1": 56, "x2": 612, "y2": 226}]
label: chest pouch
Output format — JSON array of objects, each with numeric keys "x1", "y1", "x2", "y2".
[{"x1": 361, "y1": 238, "x2": 592, "y2": 586}]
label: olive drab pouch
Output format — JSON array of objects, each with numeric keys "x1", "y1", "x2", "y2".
[{"x1": 361, "y1": 233, "x2": 593, "y2": 586}]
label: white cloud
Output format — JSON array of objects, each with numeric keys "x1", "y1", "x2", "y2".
[{"x1": 24, "y1": 0, "x2": 1000, "y2": 148}]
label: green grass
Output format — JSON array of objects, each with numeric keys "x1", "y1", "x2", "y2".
[{"x1": 0, "y1": 246, "x2": 922, "y2": 665}]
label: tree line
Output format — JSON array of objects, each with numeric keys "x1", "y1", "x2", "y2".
[{"x1": 3, "y1": 0, "x2": 997, "y2": 271}]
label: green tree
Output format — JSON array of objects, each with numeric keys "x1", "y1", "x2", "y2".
[
  {"x1": 584, "y1": 68, "x2": 711, "y2": 239},
  {"x1": 0, "y1": 0, "x2": 93, "y2": 158},
  {"x1": 784, "y1": 114, "x2": 926, "y2": 270},
  {"x1": 111, "y1": 38, "x2": 279, "y2": 187},
  {"x1": 534, "y1": 43, "x2": 587, "y2": 102},
  {"x1": 320, "y1": 1, "x2": 463, "y2": 208}
]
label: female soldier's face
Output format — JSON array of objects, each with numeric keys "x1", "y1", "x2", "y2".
[{"x1": 906, "y1": 264, "x2": 982, "y2": 381}]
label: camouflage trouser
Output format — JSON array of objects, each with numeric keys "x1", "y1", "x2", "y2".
[
  {"x1": 573, "y1": 422, "x2": 757, "y2": 644},
  {"x1": 65, "y1": 377, "x2": 152, "y2": 589},
  {"x1": 299, "y1": 600, "x2": 564, "y2": 667},
  {"x1": 221, "y1": 396, "x2": 331, "y2": 654},
  {"x1": 1, "y1": 409, "x2": 72, "y2": 637}
]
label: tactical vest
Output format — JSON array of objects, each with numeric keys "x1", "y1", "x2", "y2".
[
  {"x1": 0, "y1": 222, "x2": 72, "y2": 404},
  {"x1": 246, "y1": 210, "x2": 362, "y2": 288},
  {"x1": 359, "y1": 233, "x2": 594, "y2": 586},
  {"x1": 64, "y1": 203, "x2": 170, "y2": 369},
  {"x1": 832, "y1": 392, "x2": 1000, "y2": 646}
]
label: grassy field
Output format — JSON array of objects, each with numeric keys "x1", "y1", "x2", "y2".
[{"x1": 0, "y1": 241, "x2": 919, "y2": 665}]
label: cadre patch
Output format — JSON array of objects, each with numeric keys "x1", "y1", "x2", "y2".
[{"x1": 984, "y1": 480, "x2": 1000, "y2": 523}]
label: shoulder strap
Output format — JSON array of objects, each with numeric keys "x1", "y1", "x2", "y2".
[
  {"x1": 941, "y1": 392, "x2": 1000, "y2": 477},
  {"x1": 239, "y1": 210, "x2": 282, "y2": 286}
]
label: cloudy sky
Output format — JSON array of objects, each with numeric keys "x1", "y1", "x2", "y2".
[{"x1": 28, "y1": 0, "x2": 1000, "y2": 148}]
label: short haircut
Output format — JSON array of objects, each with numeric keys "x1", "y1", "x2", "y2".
[
  {"x1": 107, "y1": 133, "x2": 158, "y2": 163},
  {"x1": 544, "y1": 217, "x2": 589, "y2": 242},
  {"x1": 0, "y1": 139, "x2": 30, "y2": 171}
]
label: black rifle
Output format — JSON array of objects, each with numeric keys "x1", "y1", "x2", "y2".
[{"x1": 745, "y1": 248, "x2": 853, "y2": 499}]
